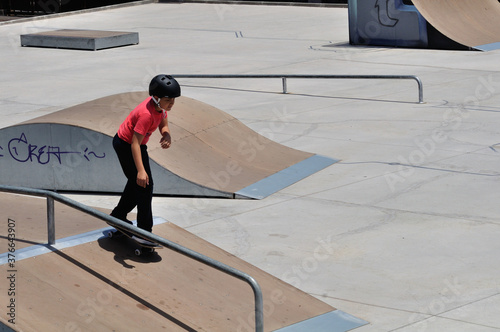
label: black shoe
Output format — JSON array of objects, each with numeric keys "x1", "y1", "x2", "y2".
[{"x1": 110, "y1": 214, "x2": 134, "y2": 236}]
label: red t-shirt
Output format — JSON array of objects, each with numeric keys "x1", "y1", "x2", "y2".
[{"x1": 117, "y1": 97, "x2": 167, "y2": 145}]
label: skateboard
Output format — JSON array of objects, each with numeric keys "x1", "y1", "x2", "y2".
[{"x1": 106, "y1": 225, "x2": 162, "y2": 256}]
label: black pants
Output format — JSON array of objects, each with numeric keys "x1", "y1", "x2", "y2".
[{"x1": 111, "y1": 134, "x2": 154, "y2": 232}]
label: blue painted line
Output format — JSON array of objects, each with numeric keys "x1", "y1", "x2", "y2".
[
  {"x1": 272, "y1": 310, "x2": 369, "y2": 332},
  {"x1": 0, "y1": 217, "x2": 168, "y2": 265},
  {"x1": 474, "y1": 42, "x2": 500, "y2": 51},
  {"x1": 236, "y1": 154, "x2": 340, "y2": 199}
]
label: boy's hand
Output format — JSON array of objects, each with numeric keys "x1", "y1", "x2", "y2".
[
  {"x1": 137, "y1": 170, "x2": 149, "y2": 188},
  {"x1": 160, "y1": 132, "x2": 171, "y2": 149}
]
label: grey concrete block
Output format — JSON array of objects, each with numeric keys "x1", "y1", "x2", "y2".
[{"x1": 20, "y1": 29, "x2": 139, "y2": 51}]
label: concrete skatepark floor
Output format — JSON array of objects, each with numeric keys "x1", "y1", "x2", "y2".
[{"x1": 1, "y1": 2, "x2": 500, "y2": 331}]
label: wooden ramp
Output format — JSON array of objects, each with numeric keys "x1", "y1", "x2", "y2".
[
  {"x1": 412, "y1": 0, "x2": 500, "y2": 50},
  {"x1": 0, "y1": 193, "x2": 366, "y2": 331},
  {"x1": 0, "y1": 92, "x2": 337, "y2": 199}
]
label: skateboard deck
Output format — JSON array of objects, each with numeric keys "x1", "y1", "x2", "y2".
[{"x1": 105, "y1": 223, "x2": 162, "y2": 256}]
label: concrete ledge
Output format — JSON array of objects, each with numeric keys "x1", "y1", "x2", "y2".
[{"x1": 20, "y1": 29, "x2": 139, "y2": 50}]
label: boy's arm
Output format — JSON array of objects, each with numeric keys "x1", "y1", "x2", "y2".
[
  {"x1": 131, "y1": 132, "x2": 149, "y2": 188},
  {"x1": 158, "y1": 118, "x2": 171, "y2": 149}
]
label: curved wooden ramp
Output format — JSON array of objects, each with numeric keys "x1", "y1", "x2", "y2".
[
  {"x1": 0, "y1": 193, "x2": 367, "y2": 331},
  {"x1": 412, "y1": 0, "x2": 500, "y2": 50},
  {"x1": 348, "y1": 0, "x2": 500, "y2": 50},
  {"x1": 0, "y1": 92, "x2": 337, "y2": 199}
]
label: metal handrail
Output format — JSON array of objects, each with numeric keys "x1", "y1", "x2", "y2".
[
  {"x1": 0, "y1": 184, "x2": 264, "y2": 332},
  {"x1": 173, "y1": 74, "x2": 424, "y2": 103}
]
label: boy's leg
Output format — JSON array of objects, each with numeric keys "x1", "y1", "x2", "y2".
[
  {"x1": 111, "y1": 134, "x2": 154, "y2": 233},
  {"x1": 135, "y1": 145, "x2": 154, "y2": 232},
  {"x1": 111, "y1": 180, "x2": 136, "y2": 224},
  {"x1": 111, "y1": 134, "x2": 138, "y2": 222}
]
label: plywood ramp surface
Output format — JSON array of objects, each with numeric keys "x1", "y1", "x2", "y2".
[
  {"x1": 412, "y1": 0, "x2": 500, "y2": 48},
  {"x1": 0, "y1": 192, "x2": 128, "y2": 251},
  {"x1": 0, "y1": 206, "x2": 333, "y2": 331},
  {"x1": 20, "y1": 92, "x2": 313, "y2": 194}
]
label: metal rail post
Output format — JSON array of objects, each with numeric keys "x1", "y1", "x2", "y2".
[
  {"x1": 414, "y1": 75, "x2": 424, "y2": 104},
  {"x1": 46, "y1": 196, "x2": 55, "y2": 245}
]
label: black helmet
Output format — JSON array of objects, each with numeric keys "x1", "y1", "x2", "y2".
[{"x1": 149, "y1": 74, "x2": 181, "y2": 98}]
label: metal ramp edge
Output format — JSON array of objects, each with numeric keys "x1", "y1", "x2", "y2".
[
  {"x1": 273, "y1": 310, "x2": 369, "y2": 332},
  {"x1": 236, "y1": 155, "x2": 340, "y2": 199}
]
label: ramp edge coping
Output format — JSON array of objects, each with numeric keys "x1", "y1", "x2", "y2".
[
  {"x1": 236, "y1": 155, "x2": 340, "y2": 199},
  {"x1": 272, "y1": 310, "x2": 369, "y2": 332}
]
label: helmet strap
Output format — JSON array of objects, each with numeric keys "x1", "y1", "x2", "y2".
[{"x1": 152, "y1": 96, "x2": 167, "y2": 114}]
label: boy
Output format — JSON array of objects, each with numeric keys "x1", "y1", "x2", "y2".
[{"x1": 110, "y1": 74, "x2": 181, "y2": 245}]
